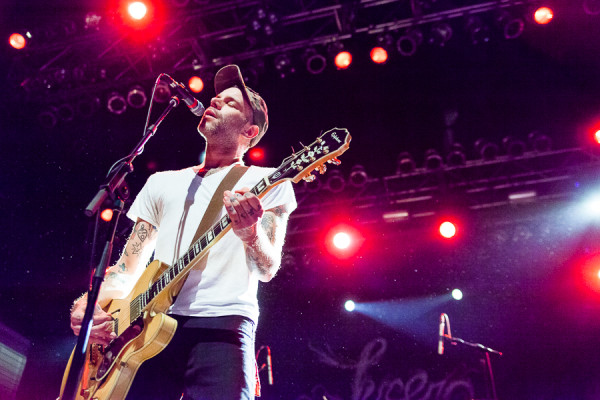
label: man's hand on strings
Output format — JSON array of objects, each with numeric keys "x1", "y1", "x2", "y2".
[{"x1": 224, "y1": 187, "x2": 264, "y2": 242}]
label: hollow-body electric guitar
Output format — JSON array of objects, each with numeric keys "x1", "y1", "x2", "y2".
[{"x1": 58, "y1": 128, "x2": 351, "y2": 400}]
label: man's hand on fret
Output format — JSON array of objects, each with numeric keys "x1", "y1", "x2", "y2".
[
  {"x1": 70, "y1": 298, "x2": 116, "y2": 346},
  {"x1": 224, "y1": 187, "x2": 264, "y2": 242}
]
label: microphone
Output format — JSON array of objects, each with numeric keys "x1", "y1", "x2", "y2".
[
  {"x1": 161, "y1": 74, "x2": 205, "y2": 116},
  {"x1": 266, "y1": 346, "x2": 273, "y2": 385},
  {"x1": 438, "y1": 313, "x2": 446, "y2": 355}
]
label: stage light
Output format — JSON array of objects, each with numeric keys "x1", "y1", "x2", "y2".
[
  {"x1": 583, "y1": 194, "x2": 600, "y2": 218},
  {"x1": 188, "y1": 76, "x2": 204, "y2": 93},
  {"x1": 333, "y1": 232, "x2": 352, "y2": 249},
  {"x1": 9, "y1": 33, "x2": 27, "y2": 49},
  {"x1": 446, "y1": 143, "x2": 466, "y2": 167},
  {"x1": 396, "y1": 152, "x2": 416, "y2": 174},
  {"x1": 475, "y1": 138, "x2": 499, "y2": 161},
  {"x1": 100, "y1": 208, "x2": 114, "y2": 222},
  {"x1": 424, "y1": 149, "x2": 443, "y2": 171},
  {"x1": 429, "y1": 23, "x2": 453, "y2": 47},
  {"x1": 349, "y1": 165, "x2": 368, "y2": 188},
  {"x1": 594, "y1": 130, "x2": 600, "y2": 144},
  {"x1": 439, "y1": 221, "x2": 457, "y2": 239},
  {"x1": 370, "y1": 33, "x2": 392, "y2": 64},
  {"x1": 496, "y1": 11, "x2": 525, "y2": 40},
  {"x1": 128, "y1": 1, "x2": 148, "y2": 20},
  {"x1": 324, "y1": 223, "x2": 364, "y2": 259},
  {"x1": 528, "y1": 131, "x2": 552, "y2": 152},
  {"x1": 334, "y1": 51, "x2": 352, "y2": 70},
  {"x1": 451, "y1": 289, "x2": 463, "y2": 301},
  {"x1": 345, "y1": 300, "x2": 356, "y2": 312},
  {"x1": 107, "y1": 92, "x2": 127, "y2": 115},
  {"x1": 502, "y1": 136, "x2": 526, "y2": 157},
  {"x1": 248, "y1": 147, "x2": 265, "y2": 162},
  {"x1": 370, "y1": 47, "x2": 388, "y2": 64},
  {"x1": 325, "y1": 170, "x2": 346, "y2": 193},
  {"x1": 127, "y1": 85, "x2": 147, "y2": 109},
  {"x1": 534, "y1": 7, "x2": 554, "y2": 25},
  {"x1": 396, "y1": 29, "x2": 423, "y2": 57},
  {"x1": 303, "y1": 48, "x2": 327, "y2": 75},
  {"x1": 38, "y1": 107, "x2": 58, "y2": 129}
]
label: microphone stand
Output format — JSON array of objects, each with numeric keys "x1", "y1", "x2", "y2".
[
  {"x1": 61, "y1": 96, "x2": 181, "y2": 400},
  {"x1": 442, "y1": 334, "x2": 502, "y2": 400}
]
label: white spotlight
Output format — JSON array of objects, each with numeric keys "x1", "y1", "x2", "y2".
[
  {"x1": 344, "y1": 300, "x2": 356, "y2": 312},
  {"x1": 451, "y1": 289, "x2": 463, "y2": 300}
]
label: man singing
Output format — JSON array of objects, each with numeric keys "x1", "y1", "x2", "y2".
[{"x1": 70, "y1": 64, "x2": 297, "y2": 399}]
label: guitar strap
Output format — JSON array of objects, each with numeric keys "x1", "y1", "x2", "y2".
[{"x1": 173, "y1": 164, "x2": 249, "y2": 295}]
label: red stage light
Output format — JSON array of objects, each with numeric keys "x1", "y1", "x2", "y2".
[
  {"x1": 113, "y1": 0, "x2": 161, "y2": 34},
  {"x1": 9, "y1": 33, "x2": 26, "y2": 50},
  {"x1": 128, "y1": 1, "x2": 148, "y2": 20},
  {"x1": 324, "y1": 223, "x2": 364, "y2": 259},
  {"x1": 439, "y1": 221, "x2": 457, "y2": 239},
  {"x1": 188, "y1": 76, "x2": 204, "y2": 93},
  {"x1": 334, "y1": 51, "x2": 353, "y2": 69},
  {"x1": 100, "y1": 208, "x2": 114, "y2": 222},
  {"x1": 594, "y1": 129, "x2": 600, "y2": 145},
  {"x1": 248, "y1": 147, "x2": 265, "y2": 162},
  {"x1": 534, "y1": 7, "x2": 554, "y2": 25},
  {"x1": 578, "y1": 254, "x2": 600, "y2": 296},
  {"x1": 370, "y1": 47, "x2": 388, "y2": 64}
]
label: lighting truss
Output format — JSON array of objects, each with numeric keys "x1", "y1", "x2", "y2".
[
  {"x1": 285, "y1": 147, "x2": 600, "y2": 248},
  {"x1": 8, "y1": 0, "x2": 540, "y2": 104}
]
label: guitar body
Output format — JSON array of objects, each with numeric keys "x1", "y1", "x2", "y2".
[{"x1": 59, "y1": 260, "x2": 179, "y2": 400}]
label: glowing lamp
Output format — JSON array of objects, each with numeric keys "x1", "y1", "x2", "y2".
[
  {"x1": 534, "y1": 7, "x2": 554, "y2": 25},
  {"x1": 9, "y1": 33, "x2": 26, "y2": 50},
  {"x1": 439, "y1": 221, "x2": 457, "y2": 239},
  {"x1": 100, "y1": 208, "x2": 114, "y2": 222},
  {"x1": 333, "y1": 232, "x2": 352, "y2": 249},
  {"x1": 334, "y1": 51, "x2": 352, "y2": 69},
  {"x1": 594, "y1": 129, "x2": 600, "y2": 144},
  {"x1": 451, "y1": 289, "x2": 463, "y2": 300},
  {"x1": 128, "y1": 1, "x2": 148, "y2": 20},
  {"x1": 188, "y1": 76, "x2": 204, "y2": 93},
  {"x1": 370, "y1": 47, "x2": 388, "y2": 64},
  {"x1": 248, "y1": 147, "x2": 265, "y2": 162},
  {"x1": 344, "y1": 300, "x2": 356, "y2": 312}
]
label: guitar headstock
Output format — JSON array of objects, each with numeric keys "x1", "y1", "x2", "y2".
[{"x1": 268, "y1": 128, "x2": 351, "y2": 185}]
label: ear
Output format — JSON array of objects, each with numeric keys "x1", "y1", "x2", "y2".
[{"x1": 242, "y1": 124, "x2": 259, "y2": 141}]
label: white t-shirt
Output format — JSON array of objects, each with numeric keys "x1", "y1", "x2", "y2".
[{"x1": 126, "y1": 164, "x2": 297, "y2": 323}]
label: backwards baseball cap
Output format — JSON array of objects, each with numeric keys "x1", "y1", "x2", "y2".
[{"x1": 214, "y1": 64, "x2": 269, "y2": 147}]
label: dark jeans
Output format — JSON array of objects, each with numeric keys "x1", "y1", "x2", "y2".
[{"x1": 125, "y1": 314, "x2": 256, "y2": 400}]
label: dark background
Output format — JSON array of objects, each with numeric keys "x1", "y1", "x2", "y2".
[{"x1": 1, "y1": 1, "x2": 600, "y2": 399}]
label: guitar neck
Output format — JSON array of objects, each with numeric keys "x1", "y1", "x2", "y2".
[{"x1": 130, "y1": 174, "x2": 277, "y2": 318}]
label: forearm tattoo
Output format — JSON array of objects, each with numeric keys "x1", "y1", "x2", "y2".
[{"x1": 245, "y1": 206, "x2": 289, "y2": 279}]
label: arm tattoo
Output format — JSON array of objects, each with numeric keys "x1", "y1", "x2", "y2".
[
  {"x1": 260, "y1": 213, "x2": 276, "y2": 242},
  {"x1": 137, "y1": 224, "x2": 149, "y2": 242},
  {"x1": 131, "y1": 242, "x2": 142, "y2": 255},
  {"x1": 245, "y1": 206, "x2": 290, "y2": 280},
  {"x1": 118, "y1": 262, "x2": 127, "y2": 272}
]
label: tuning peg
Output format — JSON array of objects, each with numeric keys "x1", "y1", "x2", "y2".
[
  {"x1": 316, "y1": 164, "x2": 327, "y2": 174},
  {"x1": 303, "y1": 174, "x2": 316, "y2": 183},
  {"x1": 327, "y1": 158, "x2": 341, "y2": 165}
]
